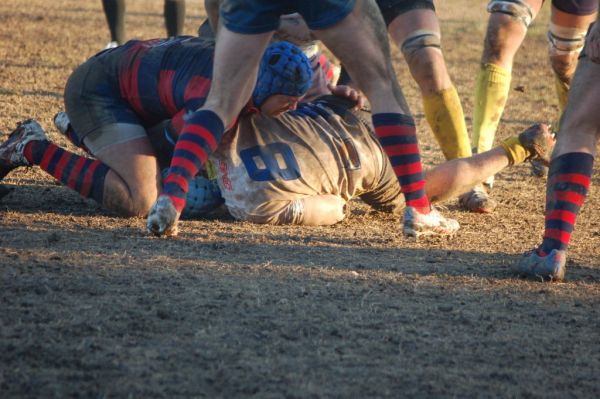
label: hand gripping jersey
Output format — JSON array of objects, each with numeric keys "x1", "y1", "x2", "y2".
[{"x1": 210, "y1": 97, "x2": 405, "y2": 225}]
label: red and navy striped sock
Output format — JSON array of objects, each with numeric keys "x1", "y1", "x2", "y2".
[
  {"x1": 372, "y1": 113, "x2": 430, "y2": 213},
  {"x1": 539, "y1": 152, "x2": 593, "y2": 256},
  {"x1": 162, "y1": 110, "x2": 224, "y2": 212},
  {"x1": 24, "y1": 140, "x2": 110, "y2": 203}
]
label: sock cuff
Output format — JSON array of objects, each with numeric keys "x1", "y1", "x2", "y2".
[
  {"x1": 372, "y1": 113, "x2": 415, "y2": 127},
  {"x1": 481, "y1": 63, "x2": 510, "y2": 83},
  {"x1": 549, "y1": 152, "x2": 594, "y2": 177}
]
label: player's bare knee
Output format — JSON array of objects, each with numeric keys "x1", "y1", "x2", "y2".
[
  {"x1": 547, "y1": 23, "x2": 586, "y2": 83},
  {"x1": 483, "y1": 1, "x2": 533, "y2": 62},
  {"x1": 402, "y1": 31, "x2": 446, "y2": 88}
]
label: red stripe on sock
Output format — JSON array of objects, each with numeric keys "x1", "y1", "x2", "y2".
[
  {"x1": 183, "y1": 125, "x2": 218, "y2": 150},
  {"x1": 393, "y1": 161, "x2": 423, "y2": 177},
  {"x1": 545, "y1": 209, "x2": 577, "y2": 225},
  {"x1": 164, "y1": 173, "x2": 189, "y2": 194},
  {"x1": 553, "y1": 190, "x2": 586, "y2": 206},
  {"x1": 171, "y1": 156, "x2": 203, "y2": 177},
  {"x1": 382, "y1": 143, "x2": 419, "y2": 157},
  {"x1": 66, "y1": 157, "x2": 87, "y2": 190},
  {"x1": 543, "y1": 228, "x2": 571, "y2": 244},
  {"x1": 374, "y1": 125, "x2": 416, "y2": 137},
  {"x1": 169, "y1": 195, "x2": 186, "y2": 213},
  {"x1": 406, "y1": 196, "x2": 430, "y2": 211},
  {"x1": 80, "y1": 161, "x2": 100, "y2": 197},
  {"x1": 401, "y1": 180, "x2": 426, "y2": 194},
  {"x1": 549, "y1": 173, "x2": 591, "y2": 187},
  {"x1": 53, "y1": 151, "x2": 72, "y2": 181},
  {"x1": 39, "y1": 144, "x2": 58, "y2": 171}
]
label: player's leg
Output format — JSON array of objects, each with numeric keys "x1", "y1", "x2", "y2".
[
  {"x1": 386, "y1": 2, "x2": 471, "y2": 160},
  {"x1": 548, "y1": 1, "x2": 597, "y2": 113},
  {"x1": 164, "y1": 0, "x2": 186, "y2": 37},
  {"x1": 514, "y1": 55, "x2": 600, "y2": 281},
  {"x1": 473, "y1": 0, "x2": 543, "y2": 160},
  {"x1": 101, "y1": 0, "x2": 126, "y2": 47},
  {"x1": 310, "y1": 0, "x2": 458, "y2": 236},
  {"x1": 0, "y1": 120, "x2": 160, "y2": 217},
  {"x1": 148, "y1": 1, "x2": 278, "y2": 235}
]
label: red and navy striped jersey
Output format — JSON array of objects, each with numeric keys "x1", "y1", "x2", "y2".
[{"x1": 101, "y1": 36, "x2": 215, "y2": 133}]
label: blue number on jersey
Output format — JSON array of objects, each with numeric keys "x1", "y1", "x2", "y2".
[{"x1": 240, "y1": 143, "x2": 301, "y2": 182}]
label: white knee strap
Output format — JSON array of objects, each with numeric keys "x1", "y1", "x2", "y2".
[{"x1": 487, "y1": 0, "x2": 534, "y2": 28}]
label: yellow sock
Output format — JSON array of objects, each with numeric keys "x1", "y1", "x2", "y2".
[
  {"x1": 472, "y1": 63, "x2": 511, "y2": 153},
  {"x1": 554, "y1": 74, "x2": 569, "y2": 115},
  {"x1": 500, "y1": 136, "x2": 529, "y2": 166},
  {"x1": 423, "y1": 86, "x2": 471, "y2": 160}
]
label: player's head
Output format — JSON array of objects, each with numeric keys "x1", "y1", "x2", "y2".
[{"x1": 253, "y1": 41, "x2": 313, "y2": 117}]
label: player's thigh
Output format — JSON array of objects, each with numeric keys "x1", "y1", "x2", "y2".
[
  {"x1": 386, "y1": 2, "x2": 439, "y2": 43},
  {"x1": 551, "y1": 0, "x2": 598, "y2": 26},
  {"x1": 312, "y1": 0, "x2": 408, "y2": 111},
  {"x1": 85, "y1": 124, "x2": 161, "y2": 205}
]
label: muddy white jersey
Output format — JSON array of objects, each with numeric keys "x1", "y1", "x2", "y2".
[{"x1": 209, "y1": 97, "x2": 404, "y2": 225}]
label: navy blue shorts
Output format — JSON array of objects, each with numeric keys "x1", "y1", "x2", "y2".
[
  {"x1": 64, "y1": 50, "x2": 141, "y2": 145},
  {"x1": 552, "y1": 0, "x2": 597, "y2": 16},
  {"x1": 220, "y1": 0, "x2": 357, "y2": 34},
  {"x1": 376, "y1": 0, "x2": 435, "y2": 27}
]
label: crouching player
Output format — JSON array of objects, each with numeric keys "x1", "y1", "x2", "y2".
[
  {"x1": 0, "y1": 38, "x2": 315, "y2": 222},
  {"x1": 513, "y1": 19, "x2": 600, "y2": 281}
]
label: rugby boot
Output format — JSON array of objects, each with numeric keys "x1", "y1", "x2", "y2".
[
  {"x1": 403, "y1": 206, "x2": 460, "y2": 237},
  {"x1": 53, "y1": 111, "x2": 70, "y2": 135},
  {"x1": 513, "y1": 249, "x2": 566, "y2": 282},
  {"x1": 147, "y1": 195, "x2": 181, "y2": 237},
  {"x1": 458, "y1": 184, "x2": 497, "y2": 213},
  {"x1": 0, "y1": 119, "x2": 46, "y2": 180},
  {"x1": 518, "y1": 123, "x2": 555, "y2": 166}
]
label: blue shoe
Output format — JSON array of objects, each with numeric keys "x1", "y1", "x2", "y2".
[{"x1": 514, "y1": 249, "x2": 567, "y2": 281}]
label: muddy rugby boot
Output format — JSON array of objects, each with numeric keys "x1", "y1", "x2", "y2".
[
  {"x1": 514, "y1": 249, "x2": 566, "y2": 282},
  {"x1": 403, "y1": 206, "x2": 459, "y2": 237},
  {"x1": 458, "y1": 184, "x2": 497, "y2": 213},
  {"x1": 0, "y1": 119, "x2": 46, "y2": 180},
  {"x1": 147, "y1": 195, "x2": 181, "y2": 237}
]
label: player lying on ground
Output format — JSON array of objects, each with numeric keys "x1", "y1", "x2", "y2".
[
  {"x1": 156, "y1": 96, "x2": 554, "y2": 232},
  {"x1": 0, "y1": 38, "x2": 316, "y2": 220},
  {"x1": 146, "y1": 0, "x2": 458, "y2": 239},
  {"x1": 513, "y1": 19, "x2": 600, "y2": 282},
  {"x1": 472, "y1": 0, "x2": 597, "y2": 184}
]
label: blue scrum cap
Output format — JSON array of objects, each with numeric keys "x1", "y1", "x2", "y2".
[{"x1": 252, "y1": 41, "x2": 313, "y2": 107}]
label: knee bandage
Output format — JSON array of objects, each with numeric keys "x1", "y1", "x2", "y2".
[
  {"x1": 487, "y1": 0, "x2": 534, "y2": 28},
  {"x1": 400, "y1": 30, "x2": 441, "y2": 59},
  {"x1": 547, "y1": 23, "x2": 587, "y2": 57}
]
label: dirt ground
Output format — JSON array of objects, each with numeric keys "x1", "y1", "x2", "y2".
[{"x1": 1, "y1": 0, "x2": 600, "y2": 397}]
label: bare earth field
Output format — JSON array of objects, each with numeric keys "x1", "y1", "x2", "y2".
[{"x1": 1, "y1": 1, "x2": 600, "y2": 397}]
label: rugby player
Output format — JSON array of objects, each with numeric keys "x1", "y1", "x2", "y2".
[
  {"x1": 0, "y1": 38, "x2": 314, "y2": 221},
  {"x1": 514, "y1": 19, "x2": 600, "y2": 281},
  {"x1": 471, "y1": 0, "x2": 597, "y2": 186},
  {"x1": 147, "y1": 0, "x2": 458, "y2": 239}
]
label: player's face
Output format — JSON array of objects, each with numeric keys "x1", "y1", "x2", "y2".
[{"x1": 260, "y1": 94, "x2": 303, "y2": 117}]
